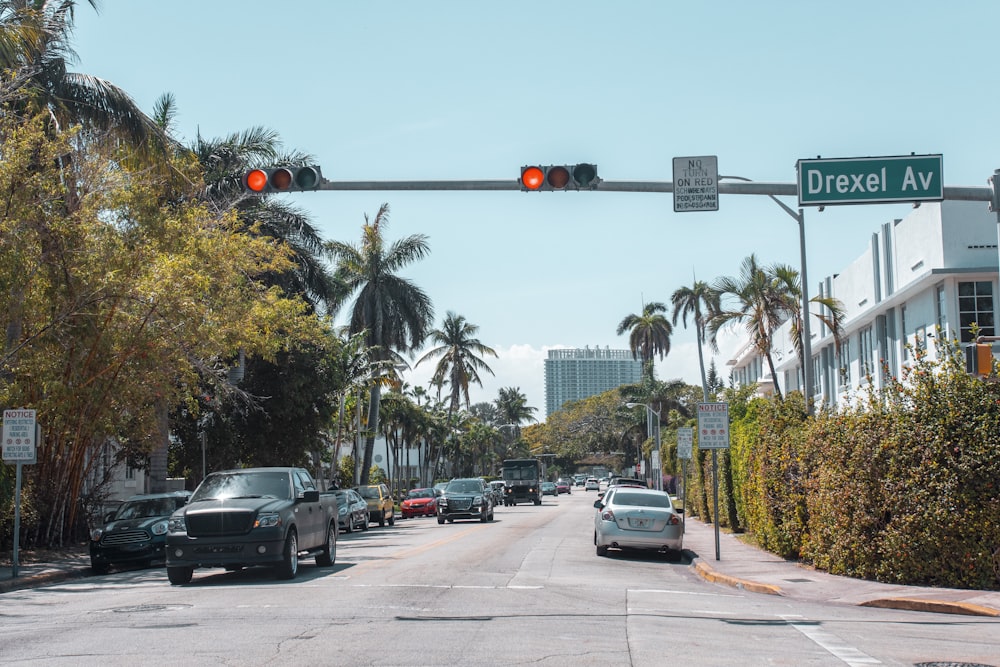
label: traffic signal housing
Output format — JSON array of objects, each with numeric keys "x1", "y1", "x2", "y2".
[
  {"x1": 520, "y1": 164, "x2": 599, "y2": 191},
  {"x1": 965, "y1": 343, "x2": 994, "y2": 376},
  {"x1": 243, "y1": 166, "x2": 323, "y2": 194}
]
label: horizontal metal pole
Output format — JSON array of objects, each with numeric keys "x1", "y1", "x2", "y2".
[{"x1": 312, "y1": 179, "x2": 993, "y2": 201}]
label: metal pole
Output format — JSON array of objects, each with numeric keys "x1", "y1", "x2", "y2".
[
  {"x1": 712, "y1": 451, "x2": 720, "y2": 561},
  {"x1": 12, "y1": 461, "x2": 22, "y2": 578},
  {"x1": 797, "y1": 208, "x2": 814, "y2": 415}
]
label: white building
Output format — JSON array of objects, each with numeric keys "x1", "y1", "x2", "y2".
[{"x1": 727, "y1": 201, "x2": 998, "y2": 408}]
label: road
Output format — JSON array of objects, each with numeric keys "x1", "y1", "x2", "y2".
[{"x1": 2, "y1": 490, "x2": 998, "y2": 666}]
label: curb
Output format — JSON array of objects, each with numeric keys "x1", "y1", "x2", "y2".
[
  {"x1": 860, "y1": 597, "x2": 1000, "y2": 617},
  {"x1": 693, "y1": 560, "x2": 783, "y2": 596},
  {"x1": 0, "y1": 567, "x2": 89, "y2": 595}
]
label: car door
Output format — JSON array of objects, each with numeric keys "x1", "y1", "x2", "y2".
[{"x1": 293, "y1": 469, "x2": 324, "y2": 547}]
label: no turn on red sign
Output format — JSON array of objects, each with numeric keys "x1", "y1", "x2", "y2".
[{"x1": 3, "y1": 408, "x2": 37, "y2": 463}]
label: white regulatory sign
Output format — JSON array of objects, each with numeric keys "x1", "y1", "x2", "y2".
[
  {"x1": 673, "y1": 156, "x2": 719, "y2": 212},
  {"x1": 3, "y1": 408, "x2": 37, "y2": 463},
  {"x1": 696, "y1": 402, "x2": 730, "y2": 450},
  {"x1": 677, "y1": 427, "x2": 693, "y2": 460}
]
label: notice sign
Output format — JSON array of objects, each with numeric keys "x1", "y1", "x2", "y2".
[
  {"x1": 673, "y1": 156, "x2": 719, "y2": 212},
  {"x1": 697, "y1": 402, "x2": 729, "y2": 450},
  {"x1": 677, "y1": 427, "x2": 693, "y2": 460},
  {"x1": 3, "y1": 408, "x2": 37, "y2": 463}
]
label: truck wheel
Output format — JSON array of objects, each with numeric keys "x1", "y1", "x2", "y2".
[
  {"x1": 534, "y1": 499, "x2": 542, "y2": 506},
  {"x1": 275, "y1": 529, "x2": 298, "y2": 580},
  {"x1": 167, "y1": 566, "x2": 193, "y2": 585},
  {"x1": 316, "y1": 523, "x2": 336, "y2": 567}
]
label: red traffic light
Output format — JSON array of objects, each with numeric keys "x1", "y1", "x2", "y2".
[
  {"x1": 243, "y1": 166, "x2": 323, "y2": 194},
  {"x1": 521, "y1": 166, "x2": 545, "y2": 190},
  {"x1": 520, "y1": 164, "x2": 599, "y2": 192}
]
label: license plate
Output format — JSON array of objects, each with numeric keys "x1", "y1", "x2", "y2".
[{"x1": 630, "y1": 518, "x2": 650, "y2": 529}]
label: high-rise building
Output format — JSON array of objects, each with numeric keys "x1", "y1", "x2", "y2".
[{"x1": 544, "y1": 347, "x2": 643, "y2": 416}]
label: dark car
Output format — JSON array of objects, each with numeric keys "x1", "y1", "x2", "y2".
[
  {"x1": 437, "y1": 478, "x2": 494, "y2": 523},
  {"x1": 90, "y1": 491, "x2": 191, "y2": 574},
  {"x1": 541, "y1": 481, "x2": 558, "y2": 496},
  {"x1": 331, "y1": 488, "x2": 369, "y2": 533}
]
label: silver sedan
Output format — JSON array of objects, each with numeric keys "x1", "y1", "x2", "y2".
[{"x1": 593, "y1": 487, "x2": 683, "y2": 559}]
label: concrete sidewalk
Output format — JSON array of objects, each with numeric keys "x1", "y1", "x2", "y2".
[
  {"x1": 0, "y1": 548, "x2": 92, "y2": 594},
  {"x1": 682, "y1": 516, "x2": 1000, "y2": 617}
]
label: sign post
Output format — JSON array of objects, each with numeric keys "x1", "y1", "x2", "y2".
[
  {"x1": 677, "y1": 427, "x2": 693, "y2": 532},
  {"x1": 697, "y1": 402, "x2": 729, "y2": 560},
  {"x1": 3, "y1": 408, "x2": 38, "y2": 578}
]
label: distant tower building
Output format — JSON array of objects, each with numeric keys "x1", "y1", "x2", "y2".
[{"x1": 544, "y1": 347, "x2": 643, "y2": 416}]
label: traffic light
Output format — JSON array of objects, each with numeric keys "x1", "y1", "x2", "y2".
[
  {"x1": 520, "y1": 164, "x2": 599, "y2": 191},
  {"x1": 243, "y1": 166, "x2": 323, "y2": 194},
  {"x1": 965, "y1": 343, "x2": 993, "y2": 376}
]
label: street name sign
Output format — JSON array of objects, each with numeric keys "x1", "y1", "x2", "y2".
[
  {"x1": 696, "y1": 402, "x2": 730, "y2": 450},
  {"x1": 797, "y1": 154, "x2": 943, "y2": 206},
  {"x1": 3, "y1": 408, "x2": 37, "y2": 463},
  {"x1": 673, "y1": 156, "x2": 719, "y2": 212}
]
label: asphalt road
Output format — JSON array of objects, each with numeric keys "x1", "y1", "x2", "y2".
[{"x1": 1, "y1": 490, "x2": 998, "y2": 666}]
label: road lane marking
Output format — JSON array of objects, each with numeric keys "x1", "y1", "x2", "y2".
[{"x1": 781, "y1": 615, "x2": 881, "y2": 666}]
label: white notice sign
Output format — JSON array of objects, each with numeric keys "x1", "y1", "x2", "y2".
[
  {"x1": 673, "y1": 156, "x2": 719, "y2": 212},
  {"x1": 696, "y1": 402, "x2": 729, "y2": 450},
  {"x1": 677, "y1": 427, "x2": 693, "y2": 460},
  {"x1": 3, "y1": 408, "x2": 37, "y2": 463}
]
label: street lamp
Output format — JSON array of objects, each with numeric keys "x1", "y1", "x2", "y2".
[{"x1": 625, "y1": 402, "x2": 661, "y2": 489}]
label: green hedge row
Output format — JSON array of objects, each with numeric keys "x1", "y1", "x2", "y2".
[{"x1": 687, "y1": 342, "x2": 1000, "y2": 590}]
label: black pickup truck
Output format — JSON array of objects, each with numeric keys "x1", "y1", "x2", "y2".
[{"x1": 165, "y1": 467, "x2": 337, "y2": 584}]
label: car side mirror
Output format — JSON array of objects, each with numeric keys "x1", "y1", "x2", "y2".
[
  {"x1": 674, "y1": 507, "x2": 684, "y2": 514},
  {"x1": 593, "y1": 500, "x2": 602, "y2": 509},
  {"x1": 299, "y1": 490, "x2": 320, "y2": 503}
]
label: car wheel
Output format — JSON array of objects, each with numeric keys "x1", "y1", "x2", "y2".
[
  {"x1": 388, "y1": 512, "x2": 395, "y2": 526},
  {"x1": 480, "y1": 508, "x2": 488, "y2": 523},
  {"x1": 447, "y1": 518, "x2": 454, "y2": 523},
  {"x1": 91, "y1": 561, "x2": 110, "y2": 575},
  {"x1": 378, "y1": 513, "x2": 386, "y2": 527},
  {"x1": 488, "y1": 507, "x2": 494, "y2": 521},
  {"x1": 344, "y1": 518, "x2": 353, "y2": 534},
  {"x1": 596, "y1": 544, "x2": 609, "y2": 557},
  {"x1": 316, "y1": 523, "x2": 337, "y2": 567},
  {"x1": 167, "y1": 565, "x2": 193, "y2": 585},
  {"x1": 437, "y1": 515, "x2": 445, "y2": 524},
  {"x1": 275, "y1": 529, "x2": 298, "y2": 580},
  {"x1": 361, "y1": 515, "x2": 370, "y2": 531}
]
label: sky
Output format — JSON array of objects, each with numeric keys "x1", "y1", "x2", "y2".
[{"x1": 70, "y1": 1, "x2": 1000, "y2": 417}]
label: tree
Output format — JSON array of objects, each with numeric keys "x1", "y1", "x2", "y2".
[
  {"x1": 707, "y1": 255, "x2": 795, "y2": 401},
  {"x1": 671, "y1": 280, "x2": 719, "y2": 402},
  {"x1": 325, "y1": 204, "x2": 434, "y2": 485},
  {"x1": 494, "y1": 386, "x2": 537, "y2": 429},
  {"x1": 416, "y1": 311, "x2": 497, "y2": 417},
  {"x1": 616, "y1": 302, "x2": 673, "y2": 382}
]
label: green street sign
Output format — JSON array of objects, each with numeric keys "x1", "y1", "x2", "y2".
[{"x1": 797, "y1": 154, "x2": 943, "y2": 206}]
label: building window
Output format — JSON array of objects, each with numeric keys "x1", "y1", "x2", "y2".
[
  {"x1": 900, "y1": 303, "x2": 908, "y2": 360},
  {"x1": 958, "y1": 281, "x2": 995, "y2": 343},
  {"x1": 859, "y1": 325, "x2": 874, "y2": 379},
  {"x1": 125, "y1": 466, "x2": 135, "y2": 480},
  {"x1": 838, "y1": 339, "x2": 851, "y2": 388},
  {"x1": 935, "y1": 283, "x2": 947, "y2": 335}
]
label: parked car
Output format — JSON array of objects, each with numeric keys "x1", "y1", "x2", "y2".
[
  {"x1": 584, "y1": 477, "x2": 600, "y2": 491},
  {"x1": 541, "y1": 481, "x2": 558, "y2": 496},
  {"x1": 555, "y1": 479, "x2": 572, "y2": 494},
  {"x1": 573, "y1": 474, "x2": 587, "y2": 487},
  {"x1": 90, "y1": 491, "x2": 191, "y2": 574},
  {"x1": 356, "y1": 483, "x2": 395, "y2": 527},
  {"x1": 593, "y1": 487, "x2": 684, "y2": 559},
  {"x1": 400, "y1": 488, "x2": 439, "y2": 518},
  {"x1": 331, "y1": 488, "x2": 369, "y2": 533},
  {"x1": 437, "y1": 478, "x2": 494, "y2": 523},
  {"x1": 488, "y1": 480, "x2": 506, "y2": 505}
]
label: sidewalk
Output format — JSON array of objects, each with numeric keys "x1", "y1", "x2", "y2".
[
  {"x1": 4, "y1": 523, "x2": 1000, "y2": 616},
  {"x1": 682, "y1": 516, "x2": 1000, "y2": 616}
]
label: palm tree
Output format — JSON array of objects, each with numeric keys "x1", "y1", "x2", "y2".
[
  {"x1": 671, "y1": 280, "x2": 719, "y2": 402},
  {"x1": 416, "y1": 311, "x2": 497, "y2": 415},
  {"x1": 616, "y1": 302, "x2": 673, "y2": 382},
  {"x1": 325, "y1": 203, "x2": 434, "y2": 485},
  {"x1": 707, "y1": 254, "x2": 796, "y2": 401},
  {"x1": 0, "y1": 0, "x2": 165, "y2": 150},
  {"x1": 494, "y1": 386, "x2": 537, "y2": 429}
]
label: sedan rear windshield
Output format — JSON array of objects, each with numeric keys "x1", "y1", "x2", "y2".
[{"x1": 612, "y1": 492, "x2": 672, "y2": 509}]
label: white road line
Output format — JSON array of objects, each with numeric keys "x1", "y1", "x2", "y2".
[
  {"x1": 781, "y1": 615, "x2": 881, "y2": 666},
  {"x1": 629, "y1": 588, "x2": 742, "y2": 598}
]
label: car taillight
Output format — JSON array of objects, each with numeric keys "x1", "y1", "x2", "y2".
[
  {"x1": 668, "y1": 514, "x2": 680, "y2": 526},
  {"x1": 601, "y1": 509, "x2": 615, "y2": 522}
]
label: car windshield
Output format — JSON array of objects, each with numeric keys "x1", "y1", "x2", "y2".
[
  {"x1": 446, "y1": 480, "x2": 482, "y2": 494},
  {"x1": 359, "y1": 486, "x2": 382, "y2": 499},
  {"x1": 612, "y1": 492, "x2": 672, "y2": 509},
  {"x1": 114, "y1": 498, "x2": 178, "y2": 520},
  {"x1": 407, "y1": 489, "x2": 434, "y2": 499},
  {"x1": 191, "y1": 471, "x2": 290, "y2": 501}
]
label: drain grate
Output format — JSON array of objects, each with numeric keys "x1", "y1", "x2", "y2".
[{"x1": 784, "y1": 578, "x2": 814, "y2": 583}]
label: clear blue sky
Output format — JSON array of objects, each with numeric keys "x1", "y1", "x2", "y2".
[{"x1": 71, "y1": 1, "x2": 1000, "y2": 416}]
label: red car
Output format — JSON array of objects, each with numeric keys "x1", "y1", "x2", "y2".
[
  {"x1": 400, "y1": 488, "x2": 439, "y2": 518},
  {"x1": 555, "y1": 479, "x2": 572, "y2": 494}
]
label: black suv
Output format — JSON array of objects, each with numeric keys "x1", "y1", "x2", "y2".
[
  {"x1": 90, "y1": 491, "x2": 191, "y2": 573},
  {"x1": 437, "y1": 478, "x2": 494, "y2": 523}
]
